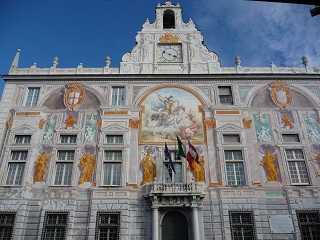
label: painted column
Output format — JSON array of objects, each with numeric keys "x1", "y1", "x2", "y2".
[
  {"x1": 128, "y1": 118, "x2": 140, "y2": 185},
  {"x1": 152, "y1": 206, "x2": 159, "y2": 240},
  {"x1": 204, "y1": 118, "x2": 218, "y2": 184},
  {"x1": 192, "y1": 206, "x2": 200, "y2": 240}
]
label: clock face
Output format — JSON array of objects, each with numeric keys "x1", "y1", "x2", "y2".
[{"x1": 158, "y1": 44, "x2": 182, "y2": 63}]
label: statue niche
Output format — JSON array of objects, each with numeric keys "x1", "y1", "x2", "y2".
[{"x1": 140, "y1": 149, "x2": 156, "y2": 185}]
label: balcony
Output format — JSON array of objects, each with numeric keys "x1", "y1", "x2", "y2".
[{"x1": 144, "y1": 183, "x2": 205, "y2": 207}]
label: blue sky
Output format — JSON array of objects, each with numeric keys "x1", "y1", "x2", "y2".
[{"x1": 0, "y1": 0, "x2": 319, "y2": 91}]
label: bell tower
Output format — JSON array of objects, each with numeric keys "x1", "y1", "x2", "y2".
[{"x1": 120, "y1": 1, "x2": 221, "y2": 74}]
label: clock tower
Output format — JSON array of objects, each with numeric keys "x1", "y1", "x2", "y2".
[{"x1": 120, "y1": 1, "x2": 221, "y2": 74}]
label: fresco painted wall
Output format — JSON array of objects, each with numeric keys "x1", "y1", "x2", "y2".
[{"x1": 140, "y1": 87, "x2": 205, "y2": 144}]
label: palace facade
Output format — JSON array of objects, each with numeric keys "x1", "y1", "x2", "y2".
[{"x1": 1, "y1": 1, "x2": 320, "y2": 240}]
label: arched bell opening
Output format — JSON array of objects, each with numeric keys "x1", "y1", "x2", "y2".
[{"x1": 163, "y1": 9, "x2": 175, "y2": 29}]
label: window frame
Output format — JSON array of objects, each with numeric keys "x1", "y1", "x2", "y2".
[
  {"x1": 0, "y1": 212, "x2": 16, "y2": 239},
  {"x1": 223, "y1": 149, "x2": 247, "y2": 187},
  {"x1": 5, "y1": 149, "x2": 29, "y2": 186},
  {"x1": 24, "y1": 87, "x2": 41, "y2": 107},
  {"x1": 281, "y1": 133, "x2": 301, "y2": 144},
  {"x1": 229, "y1": 211, "x2": 256, "y2": 240},
  {"x1": 218, "y1": 85, "x2": 234, "y2": 105},
  {"x1": 111, "y1": 86, "x2": 126, "y2": 107},
  {"x1": 14, "y1": 135, "x2": 32, "y2": 145},
  {"x1": 53, "y1": 149, "x2": 76, "y2": 186},
  {"x1": 163, "y1": 149, "x2": 184, "y2": 184},
  {"x1": 59, "y1": 134, "x2": 78, "y2": 145},
  {"x1": 105, "y1": 134, "x2": 124, "y2": 145},
  {"x1": 41, "y1": 212, "x2": 68, "y2": 240},
  {"x1": 222, "y1": 133, "x2": 242, "y2": 145},
  {"x1": 102, "y1": 150, "x2": 123, "y2": 187},
  {"x1": 296, "y1": 210, "x2": 320, "y2": 240},
  {"x1": 95, "y1": 212, "x2": 121, "y2": 240},
  {"x1": 284, "y1": 148, "x2": 310, "y2": 185}
]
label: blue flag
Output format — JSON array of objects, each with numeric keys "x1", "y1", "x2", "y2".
[{"x1": 164, "y1": 143, "x2": 175, "y2": 179}]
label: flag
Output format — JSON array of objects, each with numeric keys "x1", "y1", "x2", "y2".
[
  {"x1": 164, "y1": 143, "x2": 175, "y2": 179},
  {"x1": 186, "y1": 140, "x2": 199, "y2": 171},
  {"x1": 176, "y1": 136, "x2": 186, "y2": 159}
]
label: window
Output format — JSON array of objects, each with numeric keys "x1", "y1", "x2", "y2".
[
  {"x1": 224, "y1": 150, "x2": 246, "y2": 186},
  {"x1": 25, "y1": 87, "x2": 40, "y2": 107},
  {"x1": 111, "y1": 87, "x2": 126, "y2": 106},
  {"x1": 285, "y1": 149, "x2": 309, "y2": 184},
  {"x1": 164, "y1": 150, "x2": 183, "y2": 183},
  {"x1": 297, "y1": 211, "x2": 320, "y2": 240},
  {"x1": 0, "y1": 213, "x2": 15, "y2": 239},
  {"x1": 60, "y1": 135, "x2": 77, "y2": 144},
  {"x1": 229, "y1": 211, "x2": 256, "y2": 240},
  {"x1": 6, "y1": 150, "x2": 28, "y2": 185},
  {"x1": 106, "y1": 135, "x2": 124, "y2": 145},
  {"x1": 163, "y1": 9, "x2": 175, "y2": 29},
  {"x1": 54, "y1": 150, "x2": 74, "y2": 185},
  {"x1": 282, "y1": 134, "x2": 300, "y2": 143},
  {"x1": 223, "y1": 134, "x2": 241, "y2": 144},
  {"x1": 14, "y1": 135, "x2": 31, "y2": 145},
  {"x1": 95, "y1": 212, "x2": 120, "y2": 240},
  {"x1": 41, "y1": 212, "x2": 68, "y2": 240},
  {"x1": 103, "y1": 151, "x2": 122, "y2": 186},
  {"x1": 218, "y1": 86, "x2": 233, "y2": 105}
]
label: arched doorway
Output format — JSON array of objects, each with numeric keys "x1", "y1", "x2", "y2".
[{"x1": 161, "y1": 211, "x2": 189, "y2": 240}]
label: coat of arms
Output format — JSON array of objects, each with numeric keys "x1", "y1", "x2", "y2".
[
  {"x1": 270, "y1": 81, "x2": 292, "y2": 109},
  {"x1": 63, "y1": 83, "x2": 86, "y2": 111}
]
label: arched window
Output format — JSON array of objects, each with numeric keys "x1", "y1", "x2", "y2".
[{"x1": 163, "y1": 10, "x2": 175, "y2": 29}]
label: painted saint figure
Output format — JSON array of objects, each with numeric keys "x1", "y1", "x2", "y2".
[
  {"x1": 190, "y1": 155, "x2": 205, "y2": 182},
  {"x1": 140, "y1": 149, "x2": 156, "y2": 185},
  {"x1": 33, "y1": 152, "x2": 51, "y2": 182},
  {"x1": 79, "y1": 153, "x2": 96, "y2": 184},
  {"x1": 260, "y1": 146, "x2": 279, "y2": 182}
]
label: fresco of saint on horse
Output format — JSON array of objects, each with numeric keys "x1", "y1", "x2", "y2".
[{"x1": 140, "y1": 88, "x2": 205, "y2": 144}]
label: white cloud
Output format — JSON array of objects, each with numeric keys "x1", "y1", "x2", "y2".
[{"x1": 191, "y1": 0, "x2": 320, "y2": 67}]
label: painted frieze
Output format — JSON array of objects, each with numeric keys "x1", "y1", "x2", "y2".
[
  {"x1": 253, "y1": 113, "x2": 273, "y2": 143},
  {"x1": 140, "y1": 87, "x2": 205, "y2": 144}
]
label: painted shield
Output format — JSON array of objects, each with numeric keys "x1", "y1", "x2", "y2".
[
  {"x1": 63, "y1": 83, "x2": 86, "y2": 111},
  {"x1": 270, "y1": 81, "x2": 292, "y2": 109}
]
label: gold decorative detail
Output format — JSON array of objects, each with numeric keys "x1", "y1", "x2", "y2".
[
  {"x1": 270, "y1": 81, "x2": 293, "y2": 109},
  {"x1": 159, "y1": 33, "x2": 180, "y2": 44},
  {"x1": 79, "y1": 153, "x2": 96, "y2": 185},
  {"x1": 204, "y1": 119, "x2": 216, "y2": 129},
  {"x1": 281, "y1": 113, "x2": 294, "y2": 129},
  {"x1": 191, "y1": 155, "x2": 206, "y2": 182},
  {"x1": 140, "y1": 149, "x2": 156, "y2": 185},
  {"x1": 243, "y1": 117, "x2": 252, "y2": 129},
  {"x1": 103, "y1": 111, "x2": 128, "y2": 115},
  {"x1": 129, "y1": 119, "x2": 140, "y2": 129},
  {"x1": 16, "y1": 112, "x2": 40, "y2": 116},
  {"x1": 215, "y1": 110, "x2": 240, "y2": 115},
  {"x1": 38, "y1": 119, "x2": 46, "y2": 129},
  {"x1": 261, "y1": 150, "x2": 279, "y2": 182},
  {"x1": 33, "y1": 152, "x2": 51, "y2": 182},
  {"x1": 63, "y1": 83, "x2": 86, "y2": 111},
  {"x1": 65, "y1": 114, "x2": 76, "y2": 128}
]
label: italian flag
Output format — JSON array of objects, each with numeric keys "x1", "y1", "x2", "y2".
[{"x1": 186, "y1": 140, "x2": 199, "y2": 171}]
